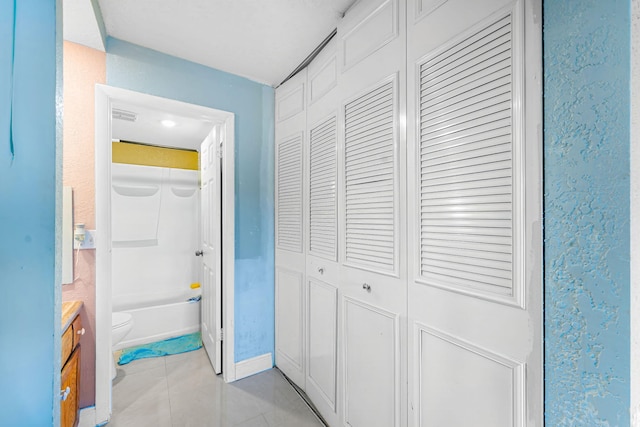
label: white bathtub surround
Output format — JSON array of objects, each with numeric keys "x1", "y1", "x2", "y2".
[
  {"x1": 111, "y1": 163, "x2": 199, "y2": 301},
  {"x1": 114, "y1": 299, "x2": 200, "y2": 350},
  {"x1": 111, "y1": 162, "x2": 200, "y2": 351}
]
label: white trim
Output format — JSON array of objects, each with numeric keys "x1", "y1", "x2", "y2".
[
  {"x1": 94, "y1": 85, "x2": 236, "y2": 424},
  {"x1": 631, "y1": 0, "x2": 640, "y2": 423},
  {"x1": 234, "y1": 353, "x2": 273, "y2": 380},
  {"x1": 221, "y1": 114, "x2": 236, "y2": 383}
]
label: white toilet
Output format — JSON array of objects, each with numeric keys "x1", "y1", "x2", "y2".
[{"x1": 111, "y1": 311, "x2": 133, "y2": 379}]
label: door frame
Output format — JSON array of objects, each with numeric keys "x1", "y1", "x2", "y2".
[{"x1": 94, "y1": 85, "x2": 236, "y2": 425}]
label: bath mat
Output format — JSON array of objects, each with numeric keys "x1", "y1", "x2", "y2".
[{"x1": 118, "y1": 332, "x2": 202, "y2": 365}]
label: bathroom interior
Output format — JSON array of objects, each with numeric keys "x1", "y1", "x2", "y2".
[{"x1": 62, "y1": 98, "x2": 219, "y2": 377}]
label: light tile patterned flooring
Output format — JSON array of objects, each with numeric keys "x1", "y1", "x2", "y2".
[{"x1": 110, "y1": 348, "x2": 324, "y2": 427}]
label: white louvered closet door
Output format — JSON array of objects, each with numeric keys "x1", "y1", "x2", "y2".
[
  {"x1": 304, "y1": 37, "x2": 341, "y2": 427},
  {"x1": 275, "y1": 70, "x2": 307, "y2": 388},
  {"x1": 406, "y1": 0, "x2": 542, "y2": 426},
  {"x1": 337, "y1": 1, "x2": 407, "y2": 426}
]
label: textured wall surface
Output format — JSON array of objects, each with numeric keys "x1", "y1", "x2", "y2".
[
  {"x1": 544, "y1": 0, "x2": 631, "y2": 425},
  {"x1": 106, "y1": 38, "x2": 275, "y2": 363},
  {"x1": 61, "y1": 40, "x2": 106, "y2": 408},
  {"x1": 632, "y1": 1, "x2": 640, "y2": 422},
  {"x1": 0, "y1": 2, "x2": 60, "y2": 425}
]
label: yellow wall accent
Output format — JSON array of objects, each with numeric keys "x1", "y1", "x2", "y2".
[{"x1": 112, "y1": 141, "x2": 199, "y2": 170}]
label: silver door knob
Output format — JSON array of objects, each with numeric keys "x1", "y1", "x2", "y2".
[
  {"x1": 362, "y1": 283, "x2": 371, "y2": 292},
  {"x1": 317, "y1": 267, "x2": 324, "y2": 274},
  {"x1": 77, "y1": 328, "x2": 85, "y2": 335},
  {"x1": 195, "y1": 250, "x2": 203, "y2": 256}
]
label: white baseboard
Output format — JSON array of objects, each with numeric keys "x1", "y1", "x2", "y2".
[
  {"x1": 234, "y1": 353, "x2": 273, "y2": 380},
  {"x1": 78, "y1": 406, "x2": 97, "y2": 427}
]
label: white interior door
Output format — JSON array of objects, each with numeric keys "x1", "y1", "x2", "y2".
[
  {"x1": 406, "y1": 0, "x2": 542, "y2": 425},
  {"x1": 200, "y1": 124, "x2": 222, "y2": 374}
]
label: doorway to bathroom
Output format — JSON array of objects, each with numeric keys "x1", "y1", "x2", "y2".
[{"x1": 94, "y1": 85, "x2": 236, "y2": 426}]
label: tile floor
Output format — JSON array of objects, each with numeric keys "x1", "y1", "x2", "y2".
[{"x1": 109, "y1": 348, "x2": 325, "y2": 427}]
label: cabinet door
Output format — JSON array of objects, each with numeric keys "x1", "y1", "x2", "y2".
[
  {"x1": 336, "y1": 1, "x2": 407, "y2": 426},
  {"x1": 406, "y1": 0, "x2": 543, "y2": 425},
  {"x1": 275, "y1": 70, "x2": 307, "y2": 388},
  {"x1": 61, "y1": 346, "x2": 80, "y2": 427}
]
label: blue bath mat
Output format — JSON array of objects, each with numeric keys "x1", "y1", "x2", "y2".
[{"x1": 118, "y1": 332, "x2": 202, "y2": 365}]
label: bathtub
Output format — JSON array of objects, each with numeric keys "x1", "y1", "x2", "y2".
[{"x1": 113, "y1": 292, "x2": 200, "y2": 350}]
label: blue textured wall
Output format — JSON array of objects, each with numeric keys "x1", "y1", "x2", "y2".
[
  {"x1": 544, "y1": 0, "x2": 631, "y2": 424},
  {"x1": 0, "y1": 1, "x2": 61, "y2": 425},
  {"x1": 106, "y1": 38, "x2": 275, "y2": 363}
]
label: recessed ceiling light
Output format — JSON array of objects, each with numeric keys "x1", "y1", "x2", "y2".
[{"x1": 161, "y1": 119, "x2": 177, "y2": 128}]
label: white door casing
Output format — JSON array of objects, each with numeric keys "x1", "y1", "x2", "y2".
[
  {"x1": 337, "y1": 1, "x2": 407, "y2": 426},
  {"x1": 406, "y1": 0, "x2": 543, "y2": 425},
  {"x1": 200, "y1": 124, "x2": 223, "y2": 374},
  {"x1": 94, "y1": 85, "x2": 236, "y2": 425}
]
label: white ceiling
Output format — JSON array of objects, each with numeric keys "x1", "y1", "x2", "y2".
[
  {"x1": 65, "y1": 0, "x2": 357, "y2": 149},
  {"x1": 111, "y1": 101, "x2": 217, "y2": 150},
  {"x1": 65, "y1": 0, "x2": 356, "y2": 86},
  {"x1": 63, "y1": 0, "x2": 105, "y2": 51}
]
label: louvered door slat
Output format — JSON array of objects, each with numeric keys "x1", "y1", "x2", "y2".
[
  {"x1": 424, "y1": 41, "x2": 511, "y2": 91},
  {"x1": 421, "y1": 18, "x2": 510, "y2": 79},
  {"x1": 344, "y1": 80, "x2": 396, "y2": 272},
  {"x1": 309, "y1": 116, "x2": 337, "y2": 260},
  {"x1": 419, "y1": 11, "x2": 518, "y2": 299},
  {"x1": 277, "y1": 134, "x2": 303, "y2": 252}
]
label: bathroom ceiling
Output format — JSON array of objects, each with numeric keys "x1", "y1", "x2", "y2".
[
  {"x1": 64, "y1": 0, "x2": 356, "y2": 86},
  {"x1": 111, "y1": 101, "x2": 217, "y2": 150}
]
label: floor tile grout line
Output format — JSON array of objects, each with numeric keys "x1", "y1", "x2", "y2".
[{"x1": 163, "y1": 356, "x2": 175, "y2": 426}]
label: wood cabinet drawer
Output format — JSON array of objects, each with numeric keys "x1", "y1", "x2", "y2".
[
  {"x1": 61, "y1": 325, "x2": 73, "y2": 365},
  {"x1": 72, "y1": 316, "x2": 82, "y2": 347}
]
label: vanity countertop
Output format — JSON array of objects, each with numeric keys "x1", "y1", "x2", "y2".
[{"x1": 61, "y1": 301, "x2": 83, "y2": 332}]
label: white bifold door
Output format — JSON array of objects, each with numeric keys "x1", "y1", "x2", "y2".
[
  {"x1": 305, "y1": 37, "x2": 340, "y2": 427},
  {"x1": 406, "y1": 0, "x2": 542, "y2": 426},
  {"x1": 275, "y1": 70, "x2": 308, "y2": 388},
  {"x1": 336, "y1": 1, "x2": 407, "y2": 426},
  {"x1": 274, "y1": 0, "x2": 542, "y2": 425}
]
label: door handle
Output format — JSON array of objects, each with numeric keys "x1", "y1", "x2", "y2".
[
  {"x1": 362, "y1": 283, "x2": 371, "y2": 292},
  {"x1": 195, "y1": 250, "x2": 203, "y2": 256},
  {"x1": 60, "y1": 386, "x2": 71, "y2": 401}
]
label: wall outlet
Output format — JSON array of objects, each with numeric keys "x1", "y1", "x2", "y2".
[{"x1": 74, "y1": 229, "x2": 96, "y2": 250}]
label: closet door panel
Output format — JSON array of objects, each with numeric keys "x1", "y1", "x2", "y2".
[
  {"x1": 406, "y1": 1, "x2": 543, "y2": 425},
  {"x1": 343, "y1": 297, "x2": 399, "y2": 427},
  {"x1": 275, "y1": 267, "x2": 305, "y2": 386},
  {"x1": 307, "y1": 279, "x2": 338, "y2": 410},
  {"x1": 305, "y1": 38, "x2": 341, "y2": 427},
  {"x1": 337, "y1": 1, "x2": 407, "y2": 426},
  {"x1": 275, "y1": 70, "x2": 307, "y2": 389}
]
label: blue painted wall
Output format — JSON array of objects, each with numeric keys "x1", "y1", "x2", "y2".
[
  {"x1": 0, "y1": 1, "x2": 61, "y2": 425},
  {"x1": 106, "y1": 38, "x2": 275, "y2": 363},
  {"x1": 544, "y1": 0, "x2": 631, "y2": 424}
]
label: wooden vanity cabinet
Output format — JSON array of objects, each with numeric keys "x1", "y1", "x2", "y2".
[{"x1": 61, "y1": 302, "x2": 83, "y2": 427}]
